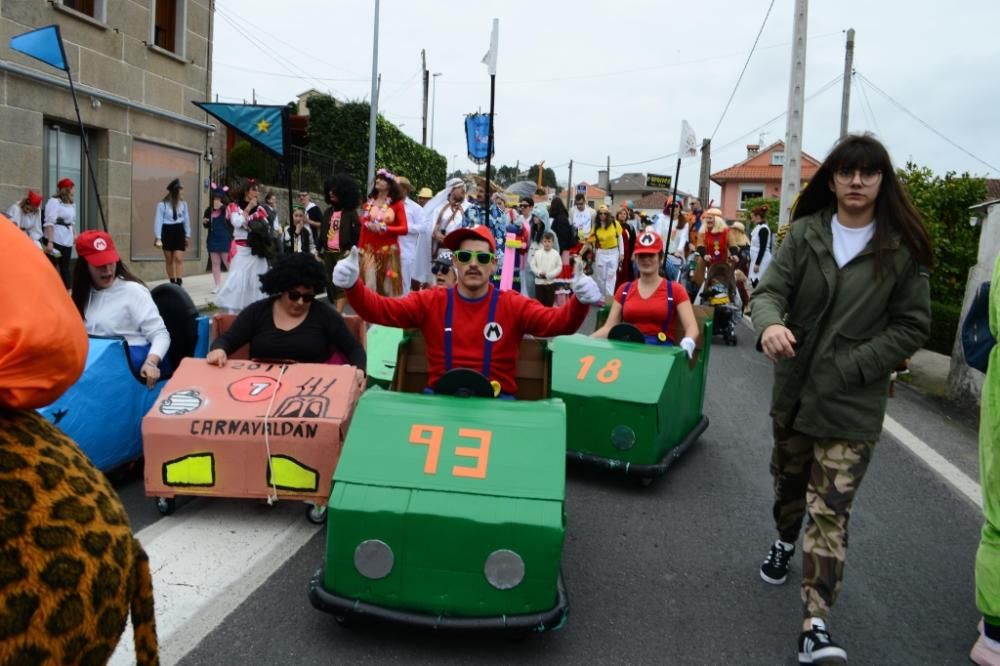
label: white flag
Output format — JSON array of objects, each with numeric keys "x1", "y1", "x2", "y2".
[
  {"x1": 481, "y1": 18, "x2": 499, "y2": 76},
  {"x1": 679, "y1": 120, "x2": 698, "y2": 158}
]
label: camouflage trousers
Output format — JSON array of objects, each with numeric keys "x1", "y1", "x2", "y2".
[{"x1": 770, "y1": 421, "x2": 876, "y2": 619}]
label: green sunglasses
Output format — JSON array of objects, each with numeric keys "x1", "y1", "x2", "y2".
[{"x1": 454, "y1": 249, "x2": 495, "y2": 265}]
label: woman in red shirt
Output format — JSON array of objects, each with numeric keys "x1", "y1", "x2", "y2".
[
  {"x1": 593, "y1": 231, "x2": 699, "y2": 355},
  {"x1": 359, "y1": 168, "x2": 409, "y2": 296}
]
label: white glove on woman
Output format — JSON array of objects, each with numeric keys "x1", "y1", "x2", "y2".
[
  {"x1": 680, "y1": 336, "x2": 696, "y2": 360},
  {"x1": 332, "y1": 246, "x2": 360, "y2": 288}
]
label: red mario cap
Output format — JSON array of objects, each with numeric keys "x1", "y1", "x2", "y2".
[
  {"x1": 442, "y1": 225, "x2": 496, "y2": 253},
  {"x1": 75, "y1": 230, "x2": 120, "y2": 266},
  {"x1": 633, "y1": 230, "x2": 664, "y2": 255},
  {"x1": 56, "y1": 177, "x2": 74, "y2": 190},
  {"x1": 26, "y1": 190, "x2": 42, "y2": 208}
]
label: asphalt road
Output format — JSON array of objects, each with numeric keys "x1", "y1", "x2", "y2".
[{"x1": 109, "y1": 320, "x2": 984, "y2": 665}]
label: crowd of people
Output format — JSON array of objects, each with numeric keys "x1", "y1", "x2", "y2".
[{"x1": 6, "y1": 133, "x2": 999, "y2": 665}]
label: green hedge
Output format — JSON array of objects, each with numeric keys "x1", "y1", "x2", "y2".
[
  {"x1": 927, "y1": 300, "x2": 961, "y2": 355},
  {"x1": 306, "y1": 97, "x2": 447, "y2": 193}
]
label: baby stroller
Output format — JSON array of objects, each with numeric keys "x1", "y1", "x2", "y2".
[{"x1": 700, "y1": 263, "x2": 742, "y2": 346}]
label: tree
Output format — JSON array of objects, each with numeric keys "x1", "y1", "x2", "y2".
[
  {"x1": 526, "y1": 165, "x2": 561, "y2": 194},
  {"x1": 896, "y1": 163, "x2": 985, "y2": 304},
  {"x1": 496, "y1": 164, "x2": 519, "y2": 186},
  {"x1": 306, "y1": 97, "x2": 447, "y2": 192}
]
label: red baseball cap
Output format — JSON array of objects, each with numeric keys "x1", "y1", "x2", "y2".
[
  {"x1": 633, "y1": 230, "x2": 664, "y2": 255},
  {"x1": 442, "y1": 225, "x2": 496, "y2": 253},
  {"x1": 26, "y1": 190, "x2": 42, "y2": 208},
  {"x1": 56, "y1": 177, "x2": 74, "y2": 190},
  {"x1": 75, "y1": 230, "x2": 120, "y2": 266}
]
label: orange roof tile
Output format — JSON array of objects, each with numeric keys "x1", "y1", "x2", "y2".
[{"x1": 711, "y1": 164, "x2": 820, "y2": 182}]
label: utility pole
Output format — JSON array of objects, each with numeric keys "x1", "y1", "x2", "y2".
[
  {"x1": 430, "y1": 72, "x2": 442, "y2": 148},
  {"x1": 366, "y1": 0, "x2": 380, "y2": 191},
  {"x1": 566, "y1": 160, "x2": 573, "y2": 208},
  {"x1": 421, "y1": 49, "x2": 429, "y2": 146},
  {"x1": 606, "y1": 155, "x2": 612, "y2": 206},
  {"x1": 839, "y1": 28, "x2": 855, "y2": 139},
  {"x1": 698, "y1": 138, "x2": 711, "y2": 206},
  {"x1": 778, "y1": 0, "x2": 808, "y2": 228},
  {"x1": 252, "y1": 88, "x2": 256, "y2": 104}
]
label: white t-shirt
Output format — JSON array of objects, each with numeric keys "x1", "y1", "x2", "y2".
[
  {"x1": 831, "y1": 214, "x2": 875, "y2": 268},
  {"x1": 84, "y1": 279, "x2": 171, "y2": 359},
  {"x1": 571, "y1": 206, "x2": 594, "y2": 241},
  {"x1": 43, "y1": 197, "x2": 76, "y2": 247}
]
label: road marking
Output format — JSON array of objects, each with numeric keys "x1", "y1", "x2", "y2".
[
  {"x1": 110, "y1": 499, "x2": 319, "y2": 665},
  {"x1": 883, "y1": 414, "x2": 982, "y2": 510}
]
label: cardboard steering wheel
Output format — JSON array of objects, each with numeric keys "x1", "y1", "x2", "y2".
[{"x1": 434, "y1": 369, "x2": 495, "y2": 398}]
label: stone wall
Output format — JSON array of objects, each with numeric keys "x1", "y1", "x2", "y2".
[
  {"x1": 947, "y1": 201, "x2": 999, "y2": 403},
  {"x1": 1, "y1": 0, "x2": 214, "y2": 281}
]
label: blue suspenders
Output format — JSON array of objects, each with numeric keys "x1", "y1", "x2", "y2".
[
  {"x1": 620, "y1": 279, "x2": 675, "y2": 344},
  {"x1": 444, "y1": 286, "x2": 502, "y2": 376}
]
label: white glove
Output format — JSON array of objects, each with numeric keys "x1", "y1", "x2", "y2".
[
  {"x1": 332, "y1": 246, "x2": 360, "y2": 288},
  {"x1": 570, "y1": 258, "x2": 602, "y2": 305},
  {"x1": 680, "y1": 336, "x2": 696, "y2": 360}
]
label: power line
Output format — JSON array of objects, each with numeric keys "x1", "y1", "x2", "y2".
[
  {"x1": 214, "y1": 6, "x2": 342, "y2": 99},
  {"x1": 215, "y1": 61, "x2": 369, "y2": 82},
  {"x1": 856, "y1": 72, "x2": 881, "y2": 136},
  {"x1": 855, "y1": 72, "x2": 998, "y2": 173},
  {"x1": 710, "y1": 0, "x2": 777, "y2": 140}
]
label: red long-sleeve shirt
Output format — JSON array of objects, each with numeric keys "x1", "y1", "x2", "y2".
[
  {"x1": 347, "y1": 283, "x2": 589, "y2": 394},
  {"x1": 358, "y1": 199, "x2": 408, "y2": 251}
]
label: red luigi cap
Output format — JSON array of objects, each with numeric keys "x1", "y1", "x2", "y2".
[
  {"x1": 56, "y1": 177, "x2": 74, "y2": 190},
  {"x1": 442, "y1": 225, "x2": 496, "y2": 253},
  {"x1": 633, "y1": 230, "x2": 664, "y2": 255},
  {"x1": 26, "y1": 190, "x2": 42, "y2": 207},
  {"x1": 75, "y1": 230, "x2": 120, "y2": 267}
]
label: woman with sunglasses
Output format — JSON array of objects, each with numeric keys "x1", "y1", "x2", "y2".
[
  {"x1": 587, "y1": 205, "x2": 624, "y2": 301},
  {"x1": 207, "y1": 252, "x2": 365, "y2": 368}
]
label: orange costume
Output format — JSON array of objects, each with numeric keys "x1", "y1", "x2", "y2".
[
  {"x1": 359, "y1": 197, "x2": 408, "y2": 296},
  {"x1": 701, "y1": 226, "x2": 729, "y2": 266}
]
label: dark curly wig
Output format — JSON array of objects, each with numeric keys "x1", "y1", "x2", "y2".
[
  {"x1": 324, "y1": 174, "x2": 362, "y2": 211},
  {"x1": 258, "y1": 253, "x2": 327, "y2": 295}
]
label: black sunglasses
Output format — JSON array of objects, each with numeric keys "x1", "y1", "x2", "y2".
[
  {"x1": 519, "y1": 203, "x2": 532, "y2": 209},
  {"x1": 454, "y1": 250, "x2": 494, "y2": 265},
  {"x1": 431, "y1": 263, "x2": 451, "y2": 275},
  {"x1": 286, "y1": 289, "x2": 315, "y2": 303}
]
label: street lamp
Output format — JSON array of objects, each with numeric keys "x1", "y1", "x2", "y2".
[
  {"x1": 430, "y1": 72, "x2": 442, "y2": 149},
  {"x1": 452, "y1": 154, "x2": 458, "y2": 173}
]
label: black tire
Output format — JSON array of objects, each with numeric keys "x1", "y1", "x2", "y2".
[
  {"x1": 637, "y1": 476, "x2": 654, "y2": 488},
  {"x1": 306, "y1": 503, "x2": 327, "y2": 525},
  {"x1": 334, "y1": 614, "x2": 353, "y2": 628},
  {"x1": 155, "y1": 497, "x2": 176, "y2": 515}
]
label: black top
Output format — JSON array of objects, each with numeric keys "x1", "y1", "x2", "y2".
[
  {"x1": 211, "y1": 297, "x2": 366, "y2": 369},
  {"x1": 754, "y1": 227, "x2": 770, "y2": 265},
  {"x1": 550, "y1": 214, "x2": 575, "y2": 253}
]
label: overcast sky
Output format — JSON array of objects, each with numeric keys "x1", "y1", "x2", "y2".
[{"x1": 211, "y1": 0, "x2": 1000, "y2": 199}]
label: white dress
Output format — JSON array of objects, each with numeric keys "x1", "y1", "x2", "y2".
[{"x1": 214, "y1": 204, "x2": 268, "y2": 313}]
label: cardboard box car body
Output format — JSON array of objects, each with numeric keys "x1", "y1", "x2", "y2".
[
  {"x1": 550, "y1": 307, "x2": 713, "y2": 480},
  {"x1": 309, "y1": 333, "x2": 568, "y2": 632},
  {"x1": 143, "y1": 358, "x2": 365, "y2": 512},
  {"x1": 38, "y1": 319, "x2": 209, "y2": 471}
]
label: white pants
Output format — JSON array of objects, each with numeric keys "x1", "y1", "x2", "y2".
[{"x1": 594, "y1": 248, "x2": 619, "y2": 300}]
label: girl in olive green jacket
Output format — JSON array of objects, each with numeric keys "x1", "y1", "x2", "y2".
[{"x1": 751, "y1": 134, "x2": 933, "y2": 665}]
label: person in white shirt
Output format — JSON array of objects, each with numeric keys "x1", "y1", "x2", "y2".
[
  {"x1": 529, "y1": 232, "x2": 564, "y2": 306},
  {"x1": 43, "y1": 177, "x2": 77, "y2": 288},
  {"x1": 71, "y1": 230, "x2": 170, "y2": 388},
  {"x1": 154, "y1": 178, "x2": 191, "y2": 286},
  {"x1": 397, "y1": 177, "x2": 432, "y2": 293},
  {"x1": 571, "y1": 193, "x2": 595, "y2": 248},
  {"x1": 5, "y1": 189, "x2": 43, "y2": 246}
]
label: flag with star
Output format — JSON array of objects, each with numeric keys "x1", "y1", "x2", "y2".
[{"x1": 192, "y1": 102, "x2": 286, "y2": 157}]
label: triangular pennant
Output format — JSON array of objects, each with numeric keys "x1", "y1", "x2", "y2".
[
  {"x1": 193, "y1": 102, "x2": 285, "y2": 158},
  {"x1": 10, "y1": 25, "x2": 68, "y2": 72}
]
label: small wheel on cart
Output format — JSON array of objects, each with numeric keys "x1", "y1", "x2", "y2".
[
  {"x1": 306, "y1": 503, "x2": 327, "y2": 525},
  {"x1": 637, "y1": 476, "x2": 654, "y2": 488},
  {"x1": 155, "y1": 497, "x2": 176, "y2": 515}
]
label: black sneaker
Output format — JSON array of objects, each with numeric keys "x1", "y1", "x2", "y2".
[
  {"x1": 760, "y1": 540, "x2": 795, "y2": 584},
  {"x1": 798, "y1": 619, "x2": 848, "y2": 664}
]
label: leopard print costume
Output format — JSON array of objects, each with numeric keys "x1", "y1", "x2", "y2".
[{"x1": 0, "y1": 408, "x2": 158, "y2": 665}]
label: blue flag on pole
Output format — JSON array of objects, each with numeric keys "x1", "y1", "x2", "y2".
[
  {"x1": 10, "y1": 25, "x2": 68, "y2": 71},
  {"x1": 193, "y1": 102, "x2": 286, "y2": 158},
  {"x1": 465, "y1": 113, "x2": 491, "y2": 165}
]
